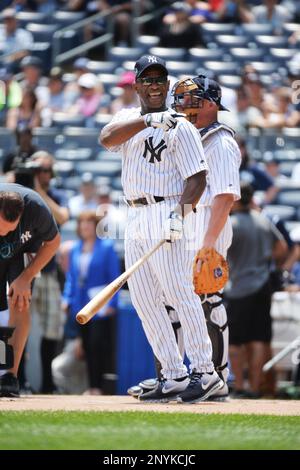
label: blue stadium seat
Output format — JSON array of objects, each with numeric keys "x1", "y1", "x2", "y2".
[
  {"x1": 60, "y1": 219, "x2": 77, "y2": 242},
  {"x1": 97, "y1": 151, "x2": 121, "y2": 162},
  {"x1": 26, "y1": 23, "x2": 58, "y2": 42},
  {"x1": 98, "y1": 73, "x2": 120, "y2": 93},
  {"x1": 55, "y1": 148, "x2": 94, "y2": 161},
  {"x1": 241, "y1": 23, "x2": 273, "y2": 37},
  {"x1": 248, "y1": 61, "x2": 278, "y2": 74},
  {"x1": 54, "y1": 160, "x2": 75, "y2": 178},
  {"x1": 136, "y1": 35, "x2": 160, "y2": 52},
  {"x1": 94, "y1": 114, "x2": 113, "y2": 130},
  {"x1": 269, "y1": 48, "x2": 298, "y2": 65},
  {"x1": 262, "y1": 204, "x2": 296, "y2": 222},
  {"x1": 215, "y1": 35, "x2": 249, "y2": 50},
  {"x1": 29, "y1": 42, "x2": 52, "y2": 72},
  {"x1": 87, "y1": 61, "x2": 117, "y2": 74},
  {"x1": 189, "y1": 47, "x2": 225, "y2": 63},
  {"x1": 52, "y1": 113, "x2": 86, "y2": 129},
  {"x1": 62, "y1": 127, "x2": 100, "y2": 151},
  {"x1": 51, "y1": 11, "x2": 86, "y2": 27},
  {"x1": 0, "y1": 128, "x2": 16, "y2": 156},
  {"x1": 32, "y1": 127, "x2": 61, "y2": 154},
  {"x1": 75, "y1": 161, "x2": 122, "y2": 177},
  {"x1": 166, "y1": 61, "x2": 198, "y2": 76},
  {"x1": 218, "y1": 75, "x2": 242, "y2": 89},
  {"x1": 59, "y1": 175, "x2": 83, "y2": 191},
  {"x1": 274, "y1": 149, "x2": 300, "y2": 161},
  {"x1": 282, "y1": 23, "x2": 300, "y2": 36},
  {"x1": 278, "y1": 161, "x2": 297, "y2": 178},
  {"x1": 202, "y1": 61, "x2": 240, "y2": 75},
  {"x1": 230, "y1": 47, "x2": 264, "y2": 63},
  {"x1": 16, "y1": 11, "x2": 48, "y2": 27},
  {"x1": 277, "y1": 192, "x2": 300, "y2": 212},
  {"x1": 108, "y1": 47, "x2": 144, "y2": 64},
  {"x1": 254, "y1": 35, "x2": 289, "y2": 55},
  {"x1": 200, "y1": 23, "x2": 236, "y2": 42},
  {"x1": 282, "y1": 128, "x2": 300, "y2": 150},
  {"x1": 149, "y1": 47, "x2": 187, "y2": 61}
]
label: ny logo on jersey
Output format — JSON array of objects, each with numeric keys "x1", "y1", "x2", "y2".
[{"x1": 143, "y1": 137, "x2": 167, "y2": 163}]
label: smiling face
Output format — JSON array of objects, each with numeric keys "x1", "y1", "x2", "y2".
[{"x1": 134, "y1": 66, "x2": 170, "y2": 114}]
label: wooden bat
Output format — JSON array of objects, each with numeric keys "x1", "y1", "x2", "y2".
[{"x1": 76, "y1": 239, "x2": 166, "y2": 325}]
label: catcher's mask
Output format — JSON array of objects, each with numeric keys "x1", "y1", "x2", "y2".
[{"x1": 171, "y1": 78, "x2": 203, "y2": 124}]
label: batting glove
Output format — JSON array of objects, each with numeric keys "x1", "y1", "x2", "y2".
[
  {"x1": 164, "y1": 211, "x2": 183, "y2": 243},
  {"x1": 144, "y1": 111, "x2": 184, "y2": 132}
]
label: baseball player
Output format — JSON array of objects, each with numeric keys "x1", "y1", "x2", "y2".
[
  {"x1": 128, "y1": 75, "x2": 241, "y2": 401},
  {"x1": 100, "y1": 55, "x2": 223, "y2": 403}
]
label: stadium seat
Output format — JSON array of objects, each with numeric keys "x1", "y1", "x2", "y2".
[
  {"x1": 98, "y1": 73, "x2": 120, "y2": 93},
  {"x1": 149, "y1": 47, "x2": 187, "y2": 61},
  {"x1": 52, "y1": 113, "x2": 86, "y2": 129},
  {"x1": 282, "y1": 23, "x2": 300, "y2": 36},
  {"x1": 55, "y1": 148, "x2": 94, "y2": 161},
  {"x1": 202, "y1": 61, "x2": 240, "y2": 75},
  {"x1": 29, "y1": 42, "x2": 52, "y2": 72},
  {"x1": 0, "y1": 128, "x2": 16, "y2": 156},
  {"x1": 94, "y1": 114, "x2": 113, "y2": 130},
  {"x1": 97, "y1": 151, "x2": 121, "y2": 162},
  {"x1": 62, "y1": 127, "x2": 100, "y2": 151},
  {"x1": 215, "y1": 35, "x2": 249, "y2": 50},
  {"x1": 52, "y1": 11, "x2": 86, "y2": 27},
  {"x1": 241, "y1": 23, "x2": 273, "y2": 37},
  {"x1": 75, "y1": 161, "x2": 122, "y2": 178},
  {"x1": 166, "y1": 61, "x2": 198, "y2": 76},
  {"x1": 200, "y1": 23, "x2": 236, "y2": 42},
  {"x1": 54, "y1": 160, "x2": 75, "y2": 178},
  {"x1": 26, "y1": 23, "x2": 58, "y2": 42},
  {"x1": 16, "y1": 11, "x2": 48, "y2": 27},
  {"x1": 108, "y1": 47, "x2": 144, "y2": 64},
  {"x1": 230, "y1": 47, "x2": 264, "y2": 63},
  {"x1": 254, "y1": 35, "x2": 289, "y2": 54},
  {"x1": 87, "y1": 61, "x2": 117, "y2": 74},
  {"x1": 278, "y1": 161, "x2": 297, "y2": 178},
  {"x1": 269, "y1": 48, "x2": 298, "y2": 65},
  {"x1": 277, "y1": 191, "x2": 300, "y2": 210},
  {"x1": 60, "y1": 219, "x2": 77, "y2": 242},
  {"x1": 59, "y1": 175, "x2": 82, "y2": 191},
  {"x1": 136, "y1": 35, "x2": 160, "y2": 52},
  {"x1": 218, "y1": 75, "x2": 242, "y2": 89},
  {"x1": 189, "y1": 48, "x2": 225, "y2": 63},
  {"x1": 262, "y1": 205, "x2": 296, "y2": 222},
  {"x1": 274, "y1": 149, "x2": 300, "y2": 161},
  {"x1": 32, "y1": 127, "x2": 61, "y2": 154},
  {"x1": 282, "y1": 128, "x2": 300, "y2": 150},
  {"x1": 248, "y1": 61, "x2": 278, "y2": 74}
]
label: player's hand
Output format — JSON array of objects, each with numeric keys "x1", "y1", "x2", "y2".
[
  {"x1": 144, "y1": 111, "x2": 185, "y2": 132},
  {"x1": 8, "y1": 275, "x2": 32, "y2": 312},
  {"x1": 164, "y1": 211, "x2": 183, "y2": 243}
]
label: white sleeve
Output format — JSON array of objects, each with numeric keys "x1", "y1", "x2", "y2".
[
  {"x1": 101, "y1": 109, "x2": 134, "y2": 152},
  {"x1": 173, "y1": 120, "x2": 208, "y2": 180},
  {"x1": 209, "y1": 134, "x2": 241, "y2": 201}
]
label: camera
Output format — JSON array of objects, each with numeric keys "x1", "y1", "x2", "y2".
[{"x1": 12, "y1": 155, "x2": 42, "y2": 189}]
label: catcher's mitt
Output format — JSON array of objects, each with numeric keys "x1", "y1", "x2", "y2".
[{"x1": 193, "y1": 247, "x2": 229, "y2": 295}]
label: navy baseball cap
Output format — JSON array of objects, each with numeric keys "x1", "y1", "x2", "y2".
[
  {"x1": 134, "y1": 55, "x2": 168, "y2": 79},
  {"x1": 192, "y1": 74, "x2": 229, "y2": 111}
]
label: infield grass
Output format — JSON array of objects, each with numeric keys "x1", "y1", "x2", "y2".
[{"x1": 0, "y1": 411, "x2": 299, "y2": 450}]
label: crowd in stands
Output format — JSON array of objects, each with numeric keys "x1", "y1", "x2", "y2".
[{"x1": 0, "y1": 0, "x2": 300, "y2": 397}]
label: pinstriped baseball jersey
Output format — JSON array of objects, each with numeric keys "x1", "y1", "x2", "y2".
[
  {"x1": 106, "y1": 107, "x2": 208, "y2": 199},
  {"x1": 198, "y1": 124, "x2": 241, "y2": 207}
]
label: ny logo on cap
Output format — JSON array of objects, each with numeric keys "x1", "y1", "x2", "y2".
[
  {"x1": 147, "y1": 56, "x2": 157, "y2": 63},
  {"x1": 143, "y1": 137, "x2": 167, "y2": 163}
]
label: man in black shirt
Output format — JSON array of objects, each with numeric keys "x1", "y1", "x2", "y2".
[{"x1": 0, "y1": 184, "x2": 60, "y2": 397}]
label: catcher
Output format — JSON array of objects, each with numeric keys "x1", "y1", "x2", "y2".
[{"x1": 128, "y1": 75, "x2": 241, "y2": 401}]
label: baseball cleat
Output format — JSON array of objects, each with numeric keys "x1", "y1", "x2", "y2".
[
  {"x1": 127, "y1": 378, "x2": 158, "y2": 399},
  {"x1": 177, "y1": 370, "x2": 223, "y2": 404},
  {"x1": 139, "y1": 377, "x2": 189, "y2": 403},
  {"x1": 207, "y1": 383, "x2": 230, "y2": 402},
  {"x1": 0, "y1": 372, "x2": 20, "y2": 398}
]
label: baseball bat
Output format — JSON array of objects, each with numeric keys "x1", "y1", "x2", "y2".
[{"x1": 76, "y1": 239, "x2": 166, "y2": 325}]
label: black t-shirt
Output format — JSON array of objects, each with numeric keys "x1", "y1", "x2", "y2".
[{"x1": 0, "y1": 183, "x2": 58, "y2": 262}]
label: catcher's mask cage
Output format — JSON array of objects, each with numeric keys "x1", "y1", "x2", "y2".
[{"x1": 171, "y1": 78, "x2": 204, "y2": 124}]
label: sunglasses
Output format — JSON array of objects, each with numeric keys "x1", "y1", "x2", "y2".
[
  {"x1": 38, "y1": 168, "x2": 52, "y2": 174},
  {"x1": 137, "y1": 76, "x2": 168, "y2": 86}
]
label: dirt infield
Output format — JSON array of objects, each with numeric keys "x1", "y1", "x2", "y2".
[{"x1": 0, "y1": 395, "x2": 299, "y2": 416}]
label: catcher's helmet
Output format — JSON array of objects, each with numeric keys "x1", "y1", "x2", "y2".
[{"x1": 172, "y1": 75, "x2": 229, "y2": 123}]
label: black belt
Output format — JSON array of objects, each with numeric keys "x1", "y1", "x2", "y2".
[{"x1": 126, "y1": 196, "x2": 165, "y2": 207}]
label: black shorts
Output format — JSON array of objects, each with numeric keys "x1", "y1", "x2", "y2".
[
  {"x1": 0, "y1": 253, "x2": 33, "y2": 311},
  {"x1": 226, "y1": 281, "x2": 272, "y2": 345}
]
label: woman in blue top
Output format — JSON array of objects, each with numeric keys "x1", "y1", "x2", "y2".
[{"x1": 63, "y1": 210, "x2": 120, "y2": 395}]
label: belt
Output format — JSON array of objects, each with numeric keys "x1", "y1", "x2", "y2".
[{"x1": 126, "y1": 196, "x2": 165, "y2": 207}]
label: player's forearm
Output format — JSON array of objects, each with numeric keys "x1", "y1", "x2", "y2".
[
  {"x1": 202, "y1": 194, "x2": 234, "y2": 247},
  {"x1": 100, "y1": 119, "x2": 146, "y2": 148},
  {"x1": 20, "y1": 233, "x2": 61, "y2": 282},
  {"x1": 175, "y1": 171, "x2": 207, "y2": 217}
]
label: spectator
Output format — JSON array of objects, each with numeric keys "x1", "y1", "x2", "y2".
[
  {"x1": 217, "y1": 0, "x2": 253, "y2": 23},
  {"x1": 110, "y1": 71, "x2": 138, "y2": 115},
  {"x1": 29, "y1": 150, "x2": 69, "y2": 393},
  {"x1": 0, "y1": 8, "x2": 33, "y2": 69},
  {"x1": 225, "y1": 182, "x2": 287, "y2": 397},
  {"x1": 63, "y1": 57, "x2": 89, "y2": 108},
  {"x1": 19, "y1": 56, "x2": 49, "y2": 106},
  {"x1": 68, "y1": 172, "x2": 98, "y2": 218},
  {"x1": 2, "y1": 127, "x2": 38, "y2": 181},
  {"x1": 252, "y1": 0, "x2": 293, "y2": 34},
  {"x1": 6, "y1": 87, "x2": 41, "y2": 130},
  {"x1": 62, "y1": 210, "x2": 120, "y2": 395},
  {"x1": 160, "y1": 1, "x2": 204, "y2": 48},
  {"x1": 238, "y1": 137, "x2": 279, "y2": 204},
  {"x1": 68, "y1": 73, "x2": 109, "y2": 127},
  {"x1": 0, "y1": 67, "x2": 22, "y2": 126},
  {"x1": 41, "y1": 67, "x2": 68, "y2": 127}
]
